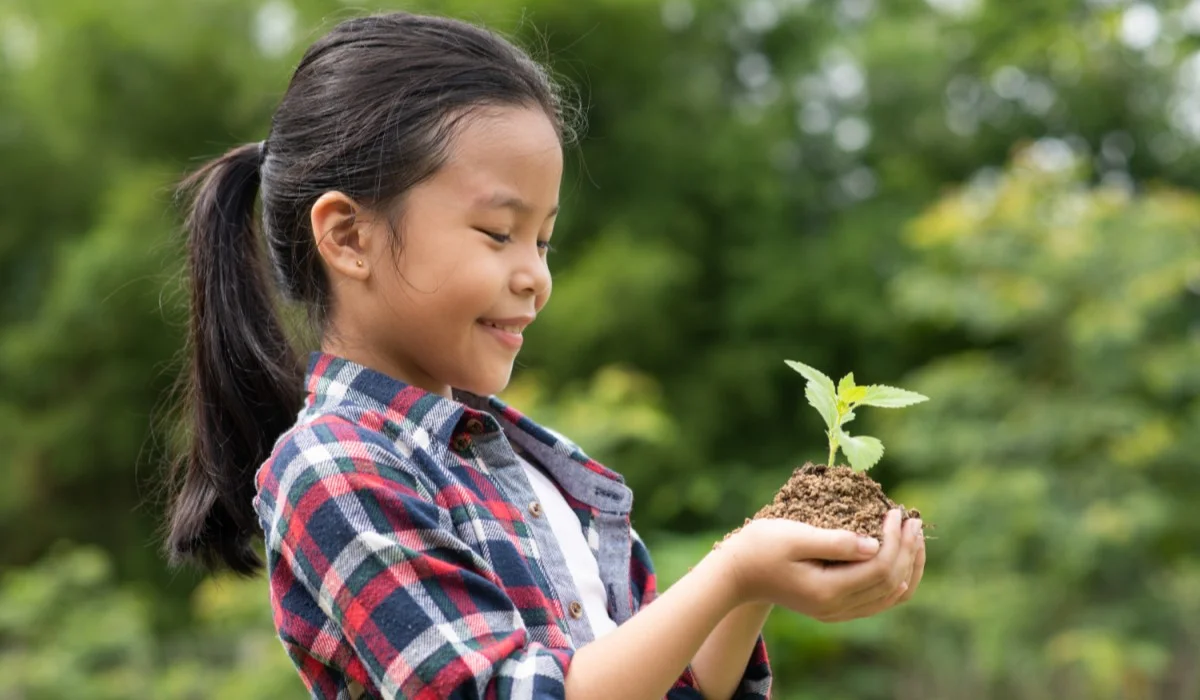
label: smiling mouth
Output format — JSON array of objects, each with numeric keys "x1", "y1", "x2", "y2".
[{"x1": 480, "y1": 320, "x2": 525, "y2": 335}]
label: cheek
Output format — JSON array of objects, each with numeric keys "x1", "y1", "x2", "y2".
[
  {"x1": 371, "y1": 259, "x2": 450, "y2": 340},
  {"x1": 386, "y1": 240, "x2": 466, "y2": 311},
  {"x1": 418, "y1": 263, "x2": 500, "y2": 343}
]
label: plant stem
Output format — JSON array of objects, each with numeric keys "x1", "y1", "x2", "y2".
[{"x1": 827, "y1": 430, "x2": 837, "y2": 468}]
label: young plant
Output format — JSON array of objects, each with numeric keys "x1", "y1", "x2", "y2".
[{"x1": 785, "y1": 360, "x2": 929, "y2": 472}]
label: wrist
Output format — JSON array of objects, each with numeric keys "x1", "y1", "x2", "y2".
[
  {"x1": 739, "y1": 600, "x2": 774, "y2": 615},
  {"x1": 697, "y1": 542, "x2": 752, "y2": 610}
]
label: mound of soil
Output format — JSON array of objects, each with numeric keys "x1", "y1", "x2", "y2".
[{"x1": 723, "y1": 463, "x2": 920, "y2": 545}]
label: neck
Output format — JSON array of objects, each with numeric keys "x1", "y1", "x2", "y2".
[{"x1": 321, "y1": 333, "x2": 453, "y2": 399}]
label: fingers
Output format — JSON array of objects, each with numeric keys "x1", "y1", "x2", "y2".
[
  {"x1": 821, "y1": 519, "x2": 926, "y2": 622},
  {"x1": 768, "y1": 512, "x2": 927, "y2": 622},
  {"x1": 897, "y1": 531, "x2": 926, "y2": 604},
  {"x1": 881, "y1": 508, "x2": 906, "y2": 566},
  {"x1": 822, "y1": 510, "x2": 903, "y2": 595},
  {"x1": 880, "y1": 516, "x2": 921, "y2": 601},
  {"x1": 797, "y1": 526, "x2": 881, "y2": 563},
  {"x1": 820, "y1": 512, "x2": 921, "y2": 610},
  {"x1": 823, "y1": 582, "x2": 906, "y2": 622},
  {"x1": 824, "y1": 549, "x2": 923, "y2": 622},
  {"x1": 867, "y1": 508, "x2": 906, "y2": 584}
]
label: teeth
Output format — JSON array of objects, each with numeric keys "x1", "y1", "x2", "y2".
[{"x1": 484, "y1": 321, "x2": 522, "y2": 334}]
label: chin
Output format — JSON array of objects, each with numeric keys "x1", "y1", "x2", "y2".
[{"x1": 456, "y1": 368, "x2": 513, "y2": 397}]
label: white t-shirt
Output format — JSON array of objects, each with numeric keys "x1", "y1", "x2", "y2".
[{"x1": 517, "y1": 455, "x2": 619, "y2": 640}]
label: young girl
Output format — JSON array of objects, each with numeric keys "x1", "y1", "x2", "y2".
[{"x1": 165, "y1": 12, "x2": 925, "y2": 700}]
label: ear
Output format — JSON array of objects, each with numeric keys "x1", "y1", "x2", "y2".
[{"x1": 310, "y1": 191, "x2": 377, "y2": 280}]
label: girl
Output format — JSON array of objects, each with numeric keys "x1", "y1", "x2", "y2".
[{"x1": 164, "y1": 12, "x2": 925, "y2": 700}]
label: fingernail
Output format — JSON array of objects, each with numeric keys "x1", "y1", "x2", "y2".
[
  {"x1": 898, "y1": 581, "x2": 909, "y2": 593},
  {"x1": 858, "y1": 536, "x2": 880, "y2": 554}
]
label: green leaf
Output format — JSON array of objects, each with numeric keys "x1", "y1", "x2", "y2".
[
  {"x1": 843, "y1": 386, "x2": 868, "y2": 404},
  {"x1": 838, "y1": 373, "x2": 856, "y2": 397},
  {"x1": 805, "y1": 383, "x2": 839, "y2": 431},
  {"x1": 785, "y1": 360, "x2": 836, "y2": 397},
  {"x1": 858, "y1": 384, "x2": 929, "y2": 409},
  {"x1": 837, "y1": 428, "x2": 885, "y2": 471}
]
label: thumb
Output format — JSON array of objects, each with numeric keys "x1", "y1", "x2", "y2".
[{"x1": 789, "y1": 524, "x2": 880, "y2": 562}]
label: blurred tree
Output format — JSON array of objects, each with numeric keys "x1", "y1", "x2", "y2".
[
  {"x1": 0, "y1": 543, "x2": 304, "y2": 698},
  {"x1": 871, "y1": 145, "x2": 1200, "y2": 699}
]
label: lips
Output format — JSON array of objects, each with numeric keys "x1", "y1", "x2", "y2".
[
  {"x1": 477, "y1": 315, "x2": 534, "y2": 350},
  {"x1": 480, "y1": 320, "x2": 525, "y2": 335},
  {"x1": 477, "y1": 315, "x2": 535, "y2": 334}
]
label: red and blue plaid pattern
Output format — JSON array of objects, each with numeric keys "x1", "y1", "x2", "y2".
[{"x1": 254, "y1": 352, "x2": 772, "y2": 699}]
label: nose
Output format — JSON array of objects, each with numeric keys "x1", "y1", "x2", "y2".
[{"x1": 510, "y1": 247, "x2": 551, "y2": 304}]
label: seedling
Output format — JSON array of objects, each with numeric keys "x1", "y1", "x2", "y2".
[{"x1": 785, "y1": 360, "x2": 928, "y2": 472}]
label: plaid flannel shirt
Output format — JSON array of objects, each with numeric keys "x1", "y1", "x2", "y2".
[{"x1": 254, "y1": 353, "x2": 772, "y2": 699}]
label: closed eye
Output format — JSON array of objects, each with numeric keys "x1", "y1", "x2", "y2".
[
  {"x1": 477, "y1": 228, "x2": 511, "y2": 244},
  {"x1": 477, "y1": 228, "x2": 555, "y2": 253}
]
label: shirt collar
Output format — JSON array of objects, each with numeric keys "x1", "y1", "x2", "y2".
[
  {"x1": 304, "y1": 351, "x2": 492, "y2": 447},
  {"x1": 304, "y1": 352, "x2": 626, "y2": 486}
]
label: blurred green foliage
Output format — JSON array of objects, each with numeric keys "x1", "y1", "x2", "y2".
[
  {"x1": 1, "y1": 0, "x2": 1197, "y2": 697},
  {"x1": 0, "y1": 545, "x2": 305, "y2": 698}
]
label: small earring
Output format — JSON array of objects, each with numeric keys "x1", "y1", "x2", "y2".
[{"x1": 355, "y1": 260, "x2": 364, "y2": 268}]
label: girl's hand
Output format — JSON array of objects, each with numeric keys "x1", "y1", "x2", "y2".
[{"x1": 718, "y1": 509, "x2": 924, "y2": 622}]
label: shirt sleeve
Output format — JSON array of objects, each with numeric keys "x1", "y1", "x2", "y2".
[
  {"x1": 629, "y1": 529, "x2": 773, "y2": 700},
  {"x1": 273, "y1": 420, "x2": 574, "y2": 700}
]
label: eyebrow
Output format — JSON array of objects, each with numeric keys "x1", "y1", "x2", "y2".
[{"x1": 478, "y1": 192, "x2": 559, "y2": 219}]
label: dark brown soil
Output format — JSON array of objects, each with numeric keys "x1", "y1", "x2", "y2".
[{"x1": 724, "y1": 463, "x2": 920, "y2": 544}]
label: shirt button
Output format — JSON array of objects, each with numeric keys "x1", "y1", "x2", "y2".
[
  {"x1": 465, "y1": 418, "x2": 485, "y2": 435},
  {"x1": 452, "y1": 435, "x2": 471, "y2": 452},
  {"x1": 528, "y1": 502, "x2": 543, "y2": 518},
  {"x1": 568, "y1": 601, "x2": 584, "y2": 619}
]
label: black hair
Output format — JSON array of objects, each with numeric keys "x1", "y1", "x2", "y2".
[{"x1": 165, "y1": 12, "x2": 572, "y2": 575}]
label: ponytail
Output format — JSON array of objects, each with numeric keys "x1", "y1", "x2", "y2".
[{"x1": 166, "y1": 142, "x2": 303, "y2": 575}]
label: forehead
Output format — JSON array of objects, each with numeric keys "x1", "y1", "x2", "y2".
[{"x1": 434, "y1": 106, "x2": 564, "y2": 202}]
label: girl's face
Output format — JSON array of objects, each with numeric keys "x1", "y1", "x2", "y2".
[{"x1": 322, "y1": 106, "x2": 562, "y2": 398}]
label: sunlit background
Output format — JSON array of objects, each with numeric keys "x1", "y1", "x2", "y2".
[{"x1": 1, "y1": 0, "x2": 1198, "y2": 698}]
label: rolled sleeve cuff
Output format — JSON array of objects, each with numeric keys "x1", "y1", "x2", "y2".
[{"x1": 666, "y1": 635, "x2": 772, "y2": 700}]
